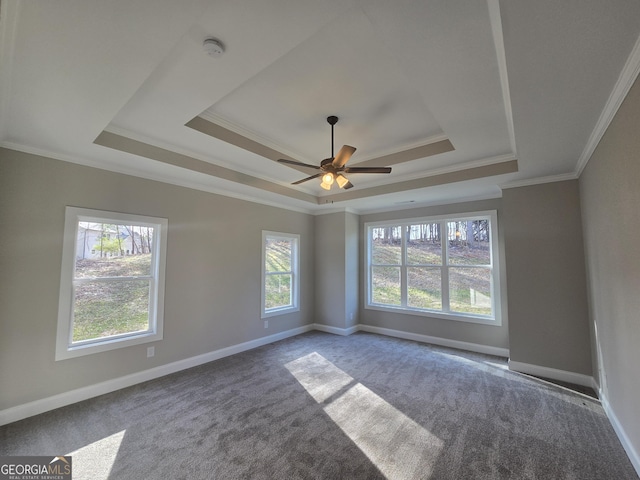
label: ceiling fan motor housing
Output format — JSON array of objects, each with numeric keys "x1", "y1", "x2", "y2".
[{"x1": 320, "y1": 158, "x2": 334, "y2": 167}]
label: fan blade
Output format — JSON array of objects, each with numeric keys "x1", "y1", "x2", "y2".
[
  {"x1": 343, "y1": 181, "x2": 354, "y2": 190},
  {"x1": 278, "y1": 159, "x2": 320, "y2": 169},
  {"x1": 332, "y1": 145, "x2": 356, "y2": 168},
  {"x1": 292, "y1": 173, "x2": 322, "y2": 185},
  {"x1": 344, "y1": 166, "x2": 392, "y2": 174}
]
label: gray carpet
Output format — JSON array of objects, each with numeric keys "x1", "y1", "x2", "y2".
[{"x1": 1, "y1": 331, "x2": 637, "y2": 479}]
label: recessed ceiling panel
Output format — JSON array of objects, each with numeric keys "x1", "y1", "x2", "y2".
[{"x1": 202, "y1": 7, "x2": 445, "y2": 164}]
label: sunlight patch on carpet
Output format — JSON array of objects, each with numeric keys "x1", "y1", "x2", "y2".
[
  {"x1": 66, "y1": 429, "x2": 126, "y2": 480},
  {"x1": 286, "y1": 352, "x2": 443, "y2": 478}
]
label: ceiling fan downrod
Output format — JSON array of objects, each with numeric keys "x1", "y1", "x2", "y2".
[{"x1": 327, "y1": 115, "x2": 338, "y2": 159}]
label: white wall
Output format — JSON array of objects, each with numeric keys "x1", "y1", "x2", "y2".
[
  {"x1": 580, "y1": 75, "x2": 640, "y2": 470},
  {"x1": 502, "y1": 180, "x2": 591, "y2": 375},
  {"x1": 0, "y1": 148, "x2": 315, "y2": 410},
  {"x1": 345, "y1": 212, "x2": 359, "y2": 328},
  {"x1": 314, "y1": 211, "x2": 359, "y2": 330},
  {"x1": 315, "y1": 213, "x2": 346, "y2": 329}
]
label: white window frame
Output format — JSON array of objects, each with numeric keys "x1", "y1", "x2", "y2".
[
  {"x1": 261, "y1": 231, "x2": 300, "y2": 318},
  {"x1": 365, "y1": 210, "x2": 502, "y2": 326},
  {"x1": 56, "y1": 207, "x2": 168, "y2": 360}
]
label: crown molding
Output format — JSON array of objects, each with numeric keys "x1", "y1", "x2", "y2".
[
  {"x1": 353, "y1": 191, "x2": 504, "y2": 216},
  {"x1": 488, "y1": 0, "x2": 517, "y2": 156},
  {"x1": 320, "y1": 158, "x2": 517, "y2": 205},
  {"x1": 104, "y1": 124, "x2": 306, "y2": 191},
  {"x1": 1, "y1": 141, "x2": 318, "y2": 215},
  {"x1": 199, "y1": 111, "x2": 451, "y2": 165},
  {"x1": 324, "y1": 153, "x2": 517, "y2": 191},
  {"x1": 575, "y1": 33, "x2": 640, "y2": 176},
  {"x1": 500, "y1": 172, "x2": 578, "y2": 190},
  {"x1": 346, "y1": 134, "x2": 452, "y2": 164},
  {"x1": 94, "y1": 130, "x2": 320, "y2": 203},
  {"x1": 199, "y1": 111, "x2": 314, "y2": 164},
  {"x1": 312, "y1": 206, "x2": 360, "y2": 216}
]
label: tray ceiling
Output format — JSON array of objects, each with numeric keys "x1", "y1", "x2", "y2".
[{"x1": 1, "y1": 0, "x2": 639, "y2": 213}]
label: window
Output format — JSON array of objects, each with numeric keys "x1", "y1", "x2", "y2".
[
  {"x1": 365, "y1": 211, "x2": 501, "y2": 325},
  {"x1": 56, "y1": 207, "x2": 167, "y2": 360},
  {"x1": 261, "y1": 231, "x2": 300, "y2": 318}
]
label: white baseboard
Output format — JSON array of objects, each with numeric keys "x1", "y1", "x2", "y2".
[
  {"x1": 0, "y1": 324, "x2": 313, "y2": 426},
  {"x1": 0, "y1": 323, "x2": 561, "y2": 426},
  {"x1": 508, "y1": 360, "x2": 594, "y2": 388},
  {"x1": 312, "y1": 323, "x2": 359, "y2": 336},
  {"x1": 591, "y1": 377, "x2": 601, "y2": 396},
  {"x1": 4, "y1": 322, "x2": 635, "y2": 477},
  {"x1": 600, "y1": 391, "x2": 640, "y2": 478},
  {"x1": 358, "y1": 324, "x2": 510, "y2": 358}
]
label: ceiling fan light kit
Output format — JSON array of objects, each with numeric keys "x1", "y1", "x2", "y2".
[
  {"x1": 277, "y1": 116, "x2": 392, "y2": 191},
  {"x1": 336, "y1": 174, "x2": 349, "y2": 188}
]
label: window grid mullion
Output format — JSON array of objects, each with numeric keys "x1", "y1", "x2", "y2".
[
  {"x1": 400, "y1": 225, "x2": 408, "y2": 307},
  {"x1": 441, "y1": 220, "x2": 450, "y2": 313}
]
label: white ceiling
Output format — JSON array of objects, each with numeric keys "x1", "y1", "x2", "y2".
[{"x1": 1, "y1": 0, "x2": 640, "y2": 214}]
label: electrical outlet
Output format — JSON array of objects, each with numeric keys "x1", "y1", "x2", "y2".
[
  {"x1": 264, "y1": 320, "x2": 268, "y2": 329},
  {"x1": 350, "y1": 312, "x2": 354, "y2": 320},
  {"x1": 147, "y1": 346, "x2": 155, "y2": 358}
]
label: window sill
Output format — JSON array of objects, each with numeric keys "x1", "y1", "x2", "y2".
[
  {"x1": 261, "y1": 306, "x2": 299, "y2": 319},
  {"x1": 55, "y1": 331, "x2": 162, "y2": 361},
  {"x1": 365, "y1": 303, "x2": 501, "y2": 326}
]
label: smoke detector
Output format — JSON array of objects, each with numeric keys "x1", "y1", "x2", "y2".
[{"x1": 203, "y1": 38, "x2": 225, "y2": 58}]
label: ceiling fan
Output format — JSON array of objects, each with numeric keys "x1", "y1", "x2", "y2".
[{"x1": 277, "y1": 116, "x2": 392, "y2": 190}]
